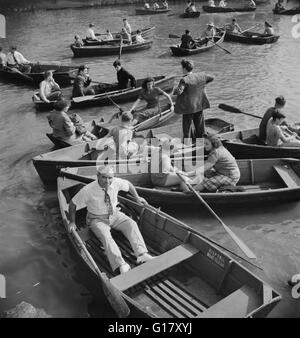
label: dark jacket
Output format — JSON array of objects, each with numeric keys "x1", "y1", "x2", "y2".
[
  {"x1": 180, "y1": 34, "x2": 194, "y2": 49},
  {"x1": 117, "y1": 67, "x2": 136, "y2": 89},
  {"x1": 72, "y1": 74, "x2": 91, "y2": 97},
  {"x1": 174, "y1": 72, "x2": 214, "y2": 115}
]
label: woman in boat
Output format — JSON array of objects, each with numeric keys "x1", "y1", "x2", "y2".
[
  {"x1": 72, "y1": 64, "x2": 95, "y2": 98},
  {"x1": 47, "y1": 99, "x2": 76, "y2": 143},
  {"x1": 262, "y1": 21, "x2": 274, "y2": 36},
  {"x1": 129, "y1": 77, "x2": 174, "y2": 124},
  {"x1": 39, "y1": 70, "x2": 62, "y2": 103},
  {"x1": 74, "y1": 35, "x2": 83, "y2": 47},
  {"x1": 180, "y1": 30, "x2": 196, "y2": 49},
  {"x1": 266, "y1": 111, "x2": 300, "y2": 147},
  {"x1": 181, "y1": 135, "x2": 240, "y2": 192}
]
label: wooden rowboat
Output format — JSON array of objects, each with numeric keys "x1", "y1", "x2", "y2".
[
  {"x1": 179, "y1": 11, "x2": 201, "y2": 18},
  {"x1": 58, "y1": 176, "x2": 281, "y2": 317},
  {"x1": 221, "y1": 127, "x2": 300, "y2": 159},
  {"x1": 0, "y1": 62, "x2": 77, "y2": 86},
  {"x1": 33, "y1": 75, "x2": 175, "y2": 110},
  {"x1": 273, "y1": 7, "x2": 300, "y2": 15},
  {"x1": 83, "y1": 27, "x2": 155, "y2": 46},
  {"x1": 32, "y1": 118, "x2": 232, "y2": 186},
  {"x1": 202, "y1": 5, "x2": 256, "y2": 13},
  {"x1": 170, "y1": 32, "x2": 225, "y2": 57},
  {"x1": 135, "y1": 8, "x2": 171, "y2": 15},
  {"x1": 70, "y1": 40, "x2": 153, "y2": 57},
  {"x1": 223, "y1": 30, "x2": 280, "y2": 45},
  {"x1": 61, "y1": 157, "x2": 300, "y2": 207}
]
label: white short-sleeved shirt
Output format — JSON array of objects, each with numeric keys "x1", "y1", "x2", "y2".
[{"x1": 72, "y1": 178, "x2": 130, "y2": 215}]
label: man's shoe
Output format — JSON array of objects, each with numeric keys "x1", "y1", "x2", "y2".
[
  {"x1": 119, "y1": 263, "x2": 131, "y2": 274},
  {"x1": 137, "y1": 253, "x2": 154, "y2": 264}
]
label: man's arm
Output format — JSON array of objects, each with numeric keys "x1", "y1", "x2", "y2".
[{"x1": 127, "y1": 181, "x2": 147, "y2": 204}]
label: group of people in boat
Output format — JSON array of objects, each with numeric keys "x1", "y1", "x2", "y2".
[
  {"x1": 143, "y1": 1, "x2": 169, "y2": 10},
  {"x1": 74, "y1": 19, "x2": 146, "y2": 47},
  {"x1": 0, "y1": 46, "x2": 32, "y2": 73},
  {"x1": 207, "y1": 0, "x2": 256, "y2": 8}
]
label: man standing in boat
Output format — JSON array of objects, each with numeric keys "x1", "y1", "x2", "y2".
[
  {"x1": 122, "y1": 18, "x2": 132, "y2": 34},
  {"x1": 72, "y1": 65, "x2": 95, "y2": 98},
  {"x1": 6, "y1": 46, "x2": 31, "y2": 73},
  {"x1": 68, "y1": 165, "x2": 154, "y2": 275},
  {"x1": 173, "y1": 59, "x2": 214, "y2": 141},
  {"x1": 113, "y1": 59, "x2": 136, "y2": 90}
]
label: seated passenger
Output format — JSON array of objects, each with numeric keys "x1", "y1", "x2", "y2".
[
  {"x1": 208, "y1": 0, "x2": 216, "y2": 7},
  {"x1": 262, "y1": 21, "x2": 274, "y2": 36},
  {"x1": 69, "y1": 113, "x2": 97, "y2": 141},
  {"x1": 180, "y1": 30, "x2": 196, "y2": 49},
  {"x1": 135, "y1": 30, "x2": 146, "y2": 43},
  {"x1": 162, "y1": 0, "x2": 169, "y2": 9},
  {"x1": 225, "y1": 18, "x2": 243, "y2": 34},
  {"x1": 153, "y1": 2, "x2": 160, "y2": 10},
  {"x1": 181, "y1": 135, "x2": 240, "y2": 192},
  {"x1": 6, "y1": 46, "x2": 32, "y2": 73},
  {"x1": 219, "y1": 0, "x2": 227, "y2": 7},
  {"x1": 74, "y1": 35, "x2": 83, "y2": 47},
  {"x1": 39, "y1": 70, "x2": 62, "y2": 103},
  {"x1": 72, "y1": 64, "x2": 95, "y2": 98}
]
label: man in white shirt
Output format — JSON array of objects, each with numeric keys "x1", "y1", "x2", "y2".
[
  {"x1": 219, "y1": 0, "x2": 227, "y2": 7},
  {"x1": 144, "y1": 2, "x2": 150, "y2": 9},
  {"x1": 123, "y1": 18, "x2": 132, "y2": 34},
  {"x1": 6, "y1": 46, "x2": 31, "y2": 73},
  {"x1": 86, "y1": 23, "x2": 98, "y2": 41},
  {"x1": 39, "y1": 70, "x2": 62, "y2": 103},
  {"x1": 68, "y1": 165, "x2": 153, "y2": 274},
  {"x1": 135, "y1": 30, "x2": 146, "y2": 43}
]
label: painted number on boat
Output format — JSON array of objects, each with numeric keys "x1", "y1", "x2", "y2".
[{"x1": 207, "y1": 249, "x2": 225, "y2": 268}]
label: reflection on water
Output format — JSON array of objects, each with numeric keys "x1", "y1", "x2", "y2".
[{"x1": 0, "y1": 2, "x2": 300, "y2": 317}]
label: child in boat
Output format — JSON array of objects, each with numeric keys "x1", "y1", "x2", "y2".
[
  {"x1": 74, "y1": 35, "x2": 83, "y2": 47},
  {"x1": 180, "y1": 135, "x2": 240, "y2": 192},
  {"x1": 69, "y1": 113, "x2": 97, "y2": 141}
]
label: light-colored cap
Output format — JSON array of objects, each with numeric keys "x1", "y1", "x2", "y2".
[{"x1": 96, "y1": 165, "x2": 114, "y2": 176}]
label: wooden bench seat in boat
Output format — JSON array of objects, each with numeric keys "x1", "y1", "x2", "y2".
[
  {"x1": 110, "y1": 243, "x2": 199, "y2": 292},
  {"x1": 196, "y1": 285, "x2": 260, "y2": 318},
  {"x1": 273, "y1": 164, "x2": 300, "y2": 188}
]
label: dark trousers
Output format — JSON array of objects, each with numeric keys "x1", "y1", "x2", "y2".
[{"x1": 182, "y1": 111, "x2": 205, "y2": 140}]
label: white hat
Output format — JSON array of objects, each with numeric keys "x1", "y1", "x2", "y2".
[{"x1": 96, "y1": 165, "x2": 114, "y2": 176}]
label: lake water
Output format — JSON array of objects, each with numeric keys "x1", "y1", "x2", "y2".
[{"x1": 0, "y1": 1, "x2": 299, "y2": 317}]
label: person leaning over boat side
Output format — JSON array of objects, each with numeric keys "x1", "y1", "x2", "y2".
[
  {"x1": 180, "y1": 30, "x2": 196, "y2": 49},
  {"x1": 74, "y1": 35, "x2": 83, "y2": 48},
  {"x1": 113, "y1": 59, "x2": 136, "y2": 90},
  {"x1": 0, "y1": 47, "x2": 6, "y2": 69},
  {"x1": 219, "y1": 0, "x2": 227, "y2": 8},
  {"x1": 173, "y1": 59, "x2": 214, "y2": 140},
  {"x1": 129, "y1": 77, "x2": 174, "y2": 124},
  {"x1": 249, "y1": 0, "x2": 256, "y2": 8},
  {"x1": 135, "y1": 30, "x2": 146, "y2": 43},
  {"x1": 39, "y1": 70, "x2": 62, "y2": 103},
  {"x1": 72, "y1": 65, "x2": 95, "y2": 98},
  {"x1": 266, "y1": 111, "x2": 300, "y2": 147},
  {"x1": 161, "y1": 0, "x2": 169, "y2": 9},
  {"x1": 68, "y1": 165, "x2": 154, "y2": 275},
  {"x1": 123, "y1": 18, "x2": 132, "y2": 34},
  {"x1": 6, "y1": 46, "x2": 32, "y2": 73},
  {"x1": 259, "y1": 95, "x2": 286, "y2": 143},
  {"x1": 180, "y1": 135, "x2": 240, "y2": 192},
  {"x1": 262, "y1": 21, "x2": 274, "y2": 36},
  {"x1": 208, "y1": 0, "x2": 216, "y2": 7},
  {"x1": 86, "y1": 23, "x2": 99, "y2": 41},
  {"x1": 47, "y1": 99, "x2": 76, "y2": 142},
  {"x1": 274, "y1": 0, "x2": 285, "y2": 12},
  {"x1": 225, "y1": 18, "x2": 243, "y2": 34}
]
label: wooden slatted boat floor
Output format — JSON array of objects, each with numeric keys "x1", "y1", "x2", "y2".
[{"x1": 77, "y1": 224, "x2": 222, "y2": 318}]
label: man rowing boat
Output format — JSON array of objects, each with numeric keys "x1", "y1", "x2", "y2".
[
  {"x1": 180, "y1": 30, "x2": 196, "y2": 49},
  {"x1": 225, "y1": 18, "x2": 242, "y2": 34},
  {"x1": 197, "y1": 22, "x2": 216, "y2": 46}
]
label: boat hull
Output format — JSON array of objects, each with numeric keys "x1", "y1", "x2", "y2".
[
  {"x1": 179, "y1": 11, "x2": 201, "y2": 18},
  {"x1": 135, "y1": 8, "x2": 171, "y2": 15},
  {"x1": 224, "y1": 31, "x2": 280, "y2": 45},
  {"x1": 202, "y1": 5, "x2": 256, "y2": 13}
]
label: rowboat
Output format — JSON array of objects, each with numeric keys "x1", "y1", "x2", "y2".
[
  {"x1": 0, "y1": 62, "x2": 77, "y2": 86},
  {"x1": 32, "y1": 118, "x2": 231, "y2": 186},
  {"x1": 273, "y1": 7, "x2": 300, "y2": 15},
  {"x1": 33, "y1": 75, "x2": 176, "y2": 110},
  {"x1": 221, "y1": 127, "x2": 300, "y2": 159},
  {"x1": 46, "y1": 105, "x2": 175, "y2": 148},
  {"x1": 222, "y1": 30, "x2": 280, "y2": 45},
  {"x1": 202, "y1": 5, "x2": 256, "y2": 13},
  {"x1": 170, "y1": 32, "x2": 225, "y2": 57},
  {"x1": 83, "y1": 27, "x2": 155, "y2": 46},
  {"x1": 70, "y1": 40, "x2": 153, "y2": 57},
  {"x1": 135, "y1": 8, "x2": 171, "y2": 15},
  {"x1": 58, "y1": 176, "x2": 281, "y2": 317},
  {"x1": 61, "y1": 157, "x2": 300, "y2": 207},
  {"x1": 179, "y1": 11, "x2": 201, "y2": 18}
]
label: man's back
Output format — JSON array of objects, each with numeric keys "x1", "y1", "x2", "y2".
[
  {"x1": 117, "y1": 68, "x2": 136, "y2": 89},
  {"x1": 259, "y1": 107, "x2": 276, "y2": 142},
  {"x1": 48, "y1": 111, "x2": 75, "y2": 139}
]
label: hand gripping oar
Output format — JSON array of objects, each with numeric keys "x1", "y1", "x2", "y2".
[
  {"x1": 70, "y1": 228, "x2": 130, "y2": 317},
  {"x1": 176, "y1": 172, "x2": 257, "y2": 259}
]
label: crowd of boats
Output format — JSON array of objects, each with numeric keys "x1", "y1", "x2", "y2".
[{"x1": 1, "y1": 0, "x2": 300, "y2": 318}]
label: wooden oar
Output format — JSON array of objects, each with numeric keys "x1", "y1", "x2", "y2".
[
  {"x1": 176, "y1": 173, "x2": 257, "y2": 259},
  {"x1": 118, "y1": 37, "x2": 123, "y2": 59},
  {"x1": 8, "y1": 66, "x2": 34, "y2": 82},
  {"x1": 72, "y1": 87, "x2": 130, "y2": 103},
  {"x1": 204, "y1": 37, "x2": 232, "y2": 54},
  {"x1": 169, "y1": 33, "x2": 181, "y2": 39},
  {"x1": 70, "y1": 228, "x2": 130, "y2": 318},
  {"x1": 241, "y1": 24, "x2": 259, "y2": 35}
]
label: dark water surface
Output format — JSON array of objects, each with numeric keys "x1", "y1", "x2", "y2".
[{"x1": 0, "y1": 2, "x2": 300, "y2": 317}]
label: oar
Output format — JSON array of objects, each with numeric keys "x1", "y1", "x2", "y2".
[
  {"x1": 118, "y1": 37, "x2": 123, "y2": 59},
  {"x1": 72, "y1": 87, "x2": 130, "y2": 103},
  {"x1": 8, "y1": 66, "x2": 34, "y2": 82},
  {"x1": 70, "y1": 228, "x2": 130, "y2": 317},
  {"x1": 176, "y1": 173, "x2": 257, "y2": 259},
  {"x1": 204, "y1": 36, "x2": 232, "y2": 54},
  {"x1": 241, "y1": 24, "x2": 259, "y2": 35},
  {"x1": 169, "y1": 33, "x2": 180, "y2": 39}
]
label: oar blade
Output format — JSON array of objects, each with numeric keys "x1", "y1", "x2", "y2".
[{"x1": 169, "y1": 34, "x2": 180, "y2": 39}]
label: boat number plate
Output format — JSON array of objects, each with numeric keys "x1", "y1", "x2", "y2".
[{"x1": 207, "y1": 249, "x2": 225, "y2": 268}]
